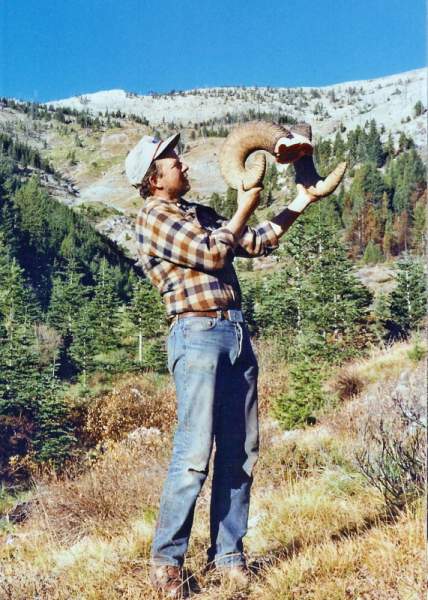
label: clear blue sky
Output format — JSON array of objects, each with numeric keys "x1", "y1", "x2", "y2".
[{"x1": 1, "y1": 0, "x2": 425, "y2": 102}]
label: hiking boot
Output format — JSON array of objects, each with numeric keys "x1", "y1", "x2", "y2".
[{"x1": 149, "y1": 564, "x2": 187, "y2": 598}]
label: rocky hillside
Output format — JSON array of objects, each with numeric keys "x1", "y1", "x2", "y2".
[
  {"x1": 1, "y1": 68, "x2": 426, "y2": 261},
  {"x1": 49, "y1": 68, "x2": 426, "y2": 148}
]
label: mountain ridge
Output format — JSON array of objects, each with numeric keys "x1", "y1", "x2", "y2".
[
  {"x1": 46, "y1": 68, "x2": 426, "y2": 146},
  {"x1": 1, "y1": 67, "x2": 426, "y2": 261}
]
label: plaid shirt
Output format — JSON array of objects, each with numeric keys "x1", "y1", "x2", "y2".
[{"x1": 135, "y1": 196, "x2": 279, "y2": 316}]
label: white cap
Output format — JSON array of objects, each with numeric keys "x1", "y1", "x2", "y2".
[{"x1": 125, "y1": 132, "x2": 180, "y2": 187}]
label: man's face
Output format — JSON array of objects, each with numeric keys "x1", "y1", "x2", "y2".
[{"x1": 153, "y1": 149, "x2": 190, "y2": 199}]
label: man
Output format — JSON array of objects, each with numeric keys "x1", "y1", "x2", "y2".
[{"x1": 126, "y1": 131, "x2": 318, "y2": 597}]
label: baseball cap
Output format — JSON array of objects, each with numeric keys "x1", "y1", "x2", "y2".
[{"x1": 125, "y1": 132, "x2": 180, "y2": 187}]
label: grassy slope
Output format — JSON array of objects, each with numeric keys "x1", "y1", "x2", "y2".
[{"x1": 0, "y1": 339, "x2": 425, "y2": 600}]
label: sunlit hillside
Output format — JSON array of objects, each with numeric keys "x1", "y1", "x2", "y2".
[
  {"x1": 1, "y1": 68, "x2": 426, "y2": 259},
  {"x1": 0, "y1": 67, "x2": 426, "y2": 599},
  {"x1": 0, "y1": 338, "x2": 426, "y2": 599}
]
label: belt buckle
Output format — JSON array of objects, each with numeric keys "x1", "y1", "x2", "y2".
[{"x1": 226, "y1": 309, "x2": 243, "y2": 323}]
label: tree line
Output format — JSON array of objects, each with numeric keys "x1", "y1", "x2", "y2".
[{"x1": 0, "y1": 116, "x2": 425, "y2": 479}]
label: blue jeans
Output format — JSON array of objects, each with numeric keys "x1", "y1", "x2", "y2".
[{"x1": 151, "y1": 316, "x2": 259, "y2": 568}]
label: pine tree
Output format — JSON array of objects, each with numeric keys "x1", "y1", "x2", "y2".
[
  {"x1": 398, "y1": 132, "x2": 414, "y2": 152},
  {"x1": 366, "y1": 120, "x2": 384, "y2": 167},
  {"x1": 388, "y1": 256, "x2": 426, "y2": 336},
  {"x1": 314, "y1": 139, "x2": 333, "y2": 173},
  {"x1": 305, "y1": 216, "x2": 372, "y2": 352},
  {"x1": 13, "y1": 176, "x2": 50, "y2": 249},
  {"x1": 69, "y1": 303, "x2": 98, "y2": 386},
  {"x1": 413, "y1": 101, "x2": 424, "y2": 117},
  {"x1": 254, "y1": 266, "x2": 300, "y2": 336},
  {"x1": 209, "y1": 192, "x2": 224, "y2": 215},
  {"x1": 89, "y1": 258, "x2": 121, "y2": 352},
  {"x1": 363, "y1": 240, "x2": 383, "y2": 264},
  {"x1": 47, "y1": 258, "x2": 88, "y2": 336},
  {"x1": 383, "y1": 132, "x2": 395, "y2": 162},
  {"x1": 273, "y1": 359, "x2": 326, "y2": 430},
  {"x1": 33, "y1": 379, "x2": 76, "y2": 468},
  {"x1": 382, "y1": 215, "x2": 396, "y2": 258},
  {"x1": 128, "y1": 279, "x2": 165, "y2": 365},
  {"x1": 0, "y1": 323, "x2": 45, "y2": 416},
  {"x1": 350, "y1": 163, "x2": 386, "y2": 210},
  {"x1": 0, "y1": 192, "x2": 21, "y2": 256},
  {"x1": 392, "y1": 179, "x2": 411, "y2": 213},
  {"x1": 372, "y1": 293, "x2": 392, "y2": 342},
  {"x1": 392, "y1": 211, "x2": 410, "y2": 253},
  {"x1": 0, "y1": 234, "x2": 40, "y2": 327},
  {"x1": 333, "y1": 132, "x2": 346, "y2": 161},
  {"x1": 256, "y1": 207, "x2": 372, "y2": 359},
  {"x1": 46, "y1": 259, "x2": 90, "y2": 377},
  {"x1": 277, "y1": 216, "x2": 318, "y2": 333},
  {"x1": 224, "y1": 187, "x2": 238, "y2": 219},
  {"x1": 0, "y1": 319, "x2": 50, "y2": 470},
  {"x1": 411, "y1": 199, "x2": 426, "y2": 254},
  {"x1": 239, "y1": 276, "x2": 260, "y2": 335}
]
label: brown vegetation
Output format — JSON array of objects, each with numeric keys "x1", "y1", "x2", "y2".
[
  {"x1": 29, "y1": 432, "x2": 170, "y2": 544},
  {"x1": 0, "y1": 340, "x2": 425, "y2": 599},
  {"x1": 83, "y1": 374, "x2": 176, "y2": 445}
]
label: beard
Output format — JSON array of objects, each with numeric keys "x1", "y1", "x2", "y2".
[{"x1": 180, "y1": 177, "x2": 191, "y2": 196}]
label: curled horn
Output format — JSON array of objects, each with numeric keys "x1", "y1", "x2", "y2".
[
  {"x1": 293, "y1": 156, "x2": 347, "y2": 198},
  {"x1": 220, "y1": 120, "x2": 347, "y2": 197},
  {"x1": 219, "y1": 121, "x2": 286, "y2": 190}
]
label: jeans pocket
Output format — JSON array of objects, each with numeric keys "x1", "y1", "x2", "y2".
[
  {"x1": 166, "y1": 329, "x2": 177, "y2": 374},
  {"x1": 183, "y1": 317, "x2": 217, "y2": 334}
]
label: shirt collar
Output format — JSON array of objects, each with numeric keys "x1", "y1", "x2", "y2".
[{"x1": 147, "y1": 195, "x2": 196, "y2": 216}]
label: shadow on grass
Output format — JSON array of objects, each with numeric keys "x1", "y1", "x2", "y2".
[{"x1": 248, "y1": 508, "x2": 399, "y2": 577}]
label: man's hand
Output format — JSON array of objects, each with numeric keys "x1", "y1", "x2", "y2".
[
  {"x1": 227, "y1": 185, "x2": 262, "y2": 241},
  {"x1": 295, "y1": 183, "x2": 317, "y2": 207},
  {"x1": 269, "y1": 184, "x2": 319, "y2": 239},
  {"x1": 237, "y1": 184, "x2": 262, "y2": 210}
]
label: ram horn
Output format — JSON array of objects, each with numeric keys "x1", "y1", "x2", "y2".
[
  {"x1": 293, "y1": 155, "x2": 347, "y2": 198},
  {"x1": 219, "y1": 121, "x2": 312, "y2": 191}
]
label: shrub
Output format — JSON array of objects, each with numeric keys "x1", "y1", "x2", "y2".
[
  {"x1": 273, "y1": 359, "x2": 327, "y2": 430},
  {"x1": 141, "y1": 339, "x2": 168, "y2": 373},
  {"x1": 333, "y1": 366, "x2": 366, "y2": 401},
  {"x1": 84, "y1": 375, "x2": 176, "y2": 445},
  {"x1": 407, "y1": 339, "x2": 427, "y2": 363},
  {"x1": 354, "y1": 370, "x2": 426, "y2": 511}
]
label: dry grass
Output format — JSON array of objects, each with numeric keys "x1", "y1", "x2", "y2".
[
  {"x1": 27, "y1": 432, "x2": 170, "y2": 544},
  {"x1": 2, "y1": 483, "x2": 424, "y2": 600},
  {"x1": 326, "y1": 339, "x2": 424, "y2": 405},
  {"x1": 0, "y1": 340, "x2": 426, "y2": 599},
  {"x1": 254, "y1": 469, "x2": 385, "y2": 556},
  {"x1": 341, "y1": 341, "x2": 421, "y2": 385},
  {"x1": 249, "y1": 501, "x2": 426, "y2": 600}
]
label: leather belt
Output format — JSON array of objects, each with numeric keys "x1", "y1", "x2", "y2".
[{"x1": 171, "y1": 309, "x2": 244, "y2": 322}]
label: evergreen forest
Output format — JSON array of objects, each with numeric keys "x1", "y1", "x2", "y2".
[{"x1": 0, "y1": 102, "x2": 426, "y2": 484}]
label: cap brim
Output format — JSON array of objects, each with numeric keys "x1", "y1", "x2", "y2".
[{"x1": 154, "y1": 133, "x2": 180, "y2": 160}]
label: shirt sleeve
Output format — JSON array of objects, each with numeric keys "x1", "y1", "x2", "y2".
[
  {"x1": 199, "y1": 205, "x2": 279, "y2": 258},
  {"x1": 235, "y1": 220, "x2": 280, "y2": 258},
  {"x1": 136, "y1": 204, "x2": 237, "y2": 271}
]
